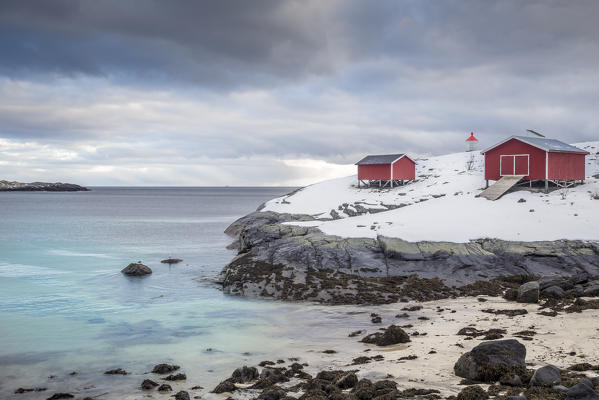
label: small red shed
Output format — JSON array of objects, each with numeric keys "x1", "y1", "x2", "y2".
[
  {"x1": 355, "y1": 153, "x2": 416, "y2": 188},
  {"x1": 481, "y1": 136, "x2": 589, "y2": 191}
]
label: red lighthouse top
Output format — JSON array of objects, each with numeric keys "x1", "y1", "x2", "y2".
[{"x1": 466, "y1": 132, "x2": 478, "y2": 142}]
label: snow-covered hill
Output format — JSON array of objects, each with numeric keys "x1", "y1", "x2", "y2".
[{"x1": 264, "y1": 142, "x2": 599, "y2": 243}]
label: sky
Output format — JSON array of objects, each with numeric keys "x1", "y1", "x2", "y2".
[{"x1": 1, "y1": 0, "x2": 598, "y2": 186}]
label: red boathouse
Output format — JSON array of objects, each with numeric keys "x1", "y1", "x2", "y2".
[
  {"x1": 481, "y1": 136, "x2": 589, "y2": 191},
  {"x1": 355, "y1": 153, "x2": 416, "y2": 188}
]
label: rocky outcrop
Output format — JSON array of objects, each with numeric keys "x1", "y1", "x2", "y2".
[
  {"x1": 220, "y1": 211, "x2": 599, "y2": 304},
  {"x1": 0, "y1": 180, "x2": 89, "y2": 191}
]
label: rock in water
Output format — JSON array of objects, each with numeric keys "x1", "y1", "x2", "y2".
[
  {"x1": 164, "y1": 373, "x2": 186, "y2": 381},
  {"x1": 104, "y1": 368, "x2": 127, "y2": 375},
  {"x1": 157, "y1": 384, "x2": 172, "y2": 392},
  {"x1": 361, "y1": 325, "x2": 410, "y2": 346},
  {"x1": 141, "y1": 379, "x2": 159, "y2": 390},
  {"x1": 454, "y1": 339, "x2": 526, "y2": 382},
  {"x1": 121, "y1": 263, "x2": 152, "y2": 277},
  {"x1": 212, "y1": 380, "x2": 237, "y2": 394},
  {"x1": 530, "y1": 365, "x2": 561, "y2": 386},
  {"x1": 161, "y1": 258, "x2": 183, "y2": 264},
  {"x1": 231, "y1": 366, "x2": 259, "y2": 383},
  {"x1": 152, "y1": 363, "x2": 180, "y2": 374},
  {"x1": 174, "y1": 391, "x2": 190, "y2": 400},
  {"x1": 46, "y1": 394, "x2": 74, "y2": 400},
  {"x1": 517, "y1": 281, "x2": 539, "y2": 303}
]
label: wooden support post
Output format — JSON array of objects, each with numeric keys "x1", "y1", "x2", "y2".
[
  {"x1": 545, "y1": 179, "x2": 549, "y2": 193},
  {"x1": 485, "y1": 180, "x2": 489, "y2": 189},
  {"x1": 391, "y1": 179, "x2": 393, "y2": 188}
]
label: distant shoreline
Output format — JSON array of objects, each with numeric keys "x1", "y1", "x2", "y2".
[{"x1": 0, "y1": 180, "x2": 89, "y2": 192}]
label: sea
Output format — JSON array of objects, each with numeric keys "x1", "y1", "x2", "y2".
[{"x1": 0, "y1": 188, "x2": 377, "y2": 399}]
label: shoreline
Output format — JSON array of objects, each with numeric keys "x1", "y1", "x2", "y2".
[{"x1": 9, "y1": 296, "x2": 599, "y2": 400}]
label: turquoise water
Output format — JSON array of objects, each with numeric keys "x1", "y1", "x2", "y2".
[{"x1": 0, "y1": 187, "x2": 355, "y2": 399}]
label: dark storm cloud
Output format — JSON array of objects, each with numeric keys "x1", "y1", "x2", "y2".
[
  {"x1": 2, "y1": 0, "x2": 599, "y2": 85},
  {"x1": 0, "y1": 0, "x2": 337, "y2": 86}
]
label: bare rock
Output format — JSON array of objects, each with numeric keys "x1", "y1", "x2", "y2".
[
  {"x1": 174, "y1": 391, "x2": 190, "y2": 400},
  {"x1": 231, "y1": 366, "x2": 259, "y2": 383},
  {"x1": 530, "y1": 365, "x2": 561, "y2": 386},
  {"x1": 361, "y1": 325, "x2": 410, "y2": 346},
  {"x1": 517, "y1": 281, "x2": 540, "y2": 303},
  {"x1": 212, "y1": 380, "x2": 237, "y2": 394},
  {"x1": 152, "y1": 363, "x2": 180, "y2": 374},
  {"x1": 121, "y1": 263, "x2": 152, "y2": 276},
  {"x1": 454, "y1": 339, "x2": 526, "y2": 382},
  {"x1": 141, "y1": 379, "x2": 159, "y2": 390}
]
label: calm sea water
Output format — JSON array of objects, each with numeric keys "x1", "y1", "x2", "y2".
[{"x1": 0, "y1": 187, "x2": 379, "y2": 399}]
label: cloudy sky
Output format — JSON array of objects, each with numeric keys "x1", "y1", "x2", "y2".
[{"x1": 1, "y1": 0, "x2": 598, "y2": 186}]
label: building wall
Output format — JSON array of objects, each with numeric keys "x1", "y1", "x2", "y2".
[
  {"x1": 484, "y1": 138, "x2": 546, "y2": 181},
  {"x1": 358, "y1": 164, "x2": 391, "y2": 180},
  {"x1": 548, "y1": 152, "x2": 586, "y2": 180},
  {"x1": 392, "y1": 157, "x2": 416, "y2": 180}
]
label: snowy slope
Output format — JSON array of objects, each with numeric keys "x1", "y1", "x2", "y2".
[{"x1": 264, "y1": 142, "x2": 599, "y2": 243}]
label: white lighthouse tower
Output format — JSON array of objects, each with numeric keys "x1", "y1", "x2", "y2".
[{"x1": 466, "y1": 132, "x2": 479, "y2": 152}]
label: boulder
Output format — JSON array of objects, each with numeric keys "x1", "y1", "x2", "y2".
[
  {"x1": 530, "y1": 365, "x2": 561, "y2": 386},
  {"x1": 517, "y1": 281, "x2": 540, "y2": 303},
  {"x1": 454, "y1": 339, "x2": 526, "y2": 382},
  {"x1": 543, "y1": 285, "x2": 566, "y2": 298},
  {"x1": 121, "y1": 263, "x2": 152, "y2": 277},
  {"x1": 165, "y1": 373, "x2": 186, "y2": 381},
  {"x1": 231, "y1": 366, "x2": 259, "y2": 383},
  {"x1": 152, "y1": 363, "x2": 180, "y2": 374},
  {"x1": 584, "y1": 285, "x2": 599, "y2": 297},
  {"x1": 157, "y1": 384, "x2": 172, "y2": 392},
  {"x1": 174, "y1": 391, "x2": 190, "y2": 400},
  {"x1": 539, "y1": 275, "x2": 573, "y2": 291},
  {"x1": 258, "y1": 388, "x2": 287, "y2": 400},
  {"x1": 212, "y1": 380, "x2": 237, "y2": 394},
  {"x1": 574, "y1": 285, "x2": 585, "y2": 297},
  {"x1": 361, "y1": 325, "x2": 410, "y2": 346},
  {"x1": 141, "y1": 379, "x2": 159, "y2": 390},
  {"x1": 336, "y1": 372, "x2": 358, "y2": 389},
  {"x1": 566, "y1": 378, "x2": 599, "y2": 400}
]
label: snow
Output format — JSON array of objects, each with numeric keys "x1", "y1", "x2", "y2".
[{"x1": 263, "y1": 142, "x2": 599, "y2": 243}]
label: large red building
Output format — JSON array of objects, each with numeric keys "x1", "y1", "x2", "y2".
[
  {"x1": 481, "y1": 136, "x2": 589, "y2": 190},
  {"x1": 355, "y1": 153, "x2": 416, "y2": 188}
]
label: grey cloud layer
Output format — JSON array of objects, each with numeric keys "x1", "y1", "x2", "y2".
[{"x1": 0, "y1": 0, "x2": 598, "y2": 185}]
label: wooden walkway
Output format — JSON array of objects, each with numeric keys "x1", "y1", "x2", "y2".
[{"x1": 478, "y1": 175, "x2": 524, "y2": 201}]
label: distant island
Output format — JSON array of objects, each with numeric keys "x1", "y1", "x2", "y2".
[{"x1": 0, "y1": 180, "x2": 89, "y2": 192}]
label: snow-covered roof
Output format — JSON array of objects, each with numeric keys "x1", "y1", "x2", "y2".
[
  {"x1": 482, "y1": 136, "x2": 589, "y2": 154},
  {"x1": 355, "y1": 154, "x2": 404, "y2": 165}
]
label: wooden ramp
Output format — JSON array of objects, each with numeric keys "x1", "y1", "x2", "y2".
[{"x1": 478, "y1": 175, "x2": 524, "y2": 201}]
